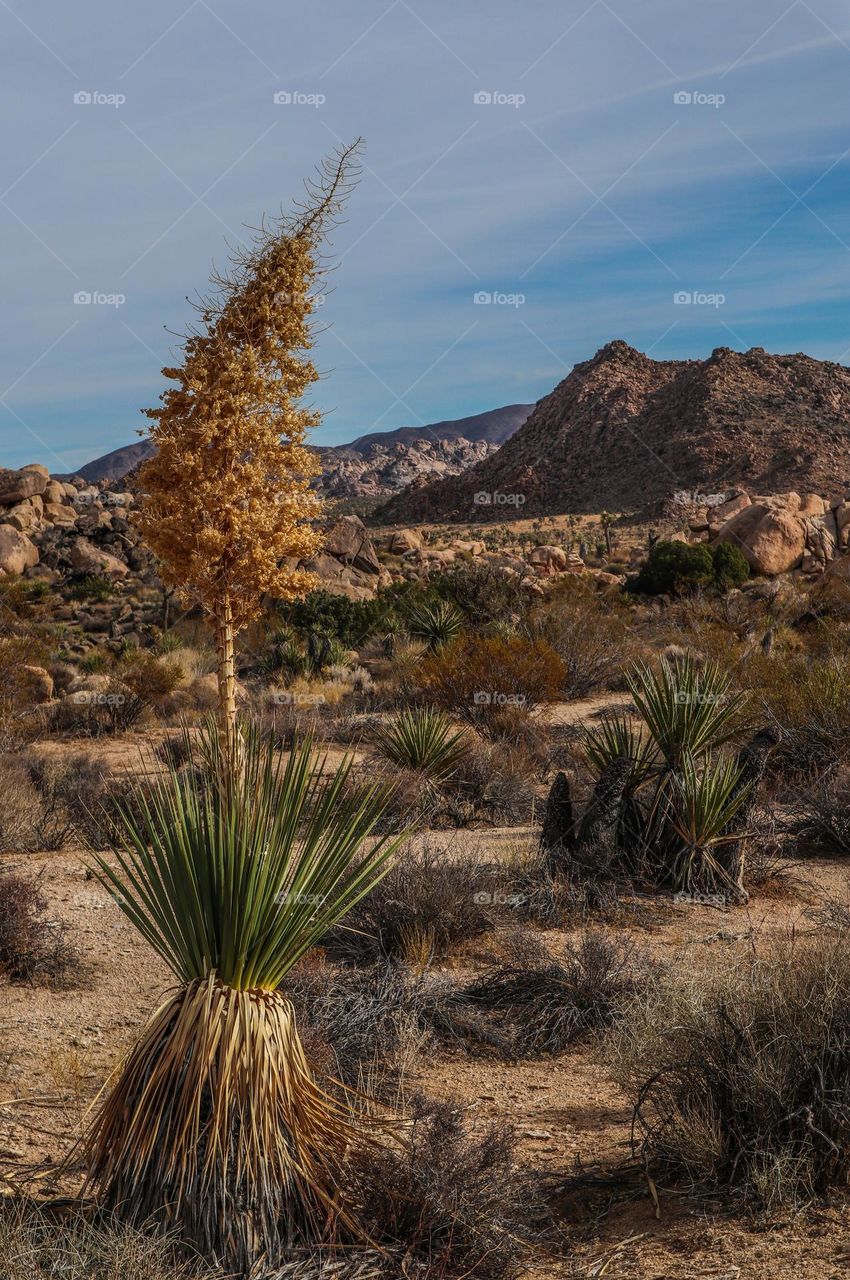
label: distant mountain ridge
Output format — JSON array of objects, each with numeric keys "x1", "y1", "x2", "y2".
[
  {"x1": 377, "y1": 341, "x2": 850, "y2": 522},
  {"x1": 71, "y1": 403, "x2": 533, "y2": 488}
]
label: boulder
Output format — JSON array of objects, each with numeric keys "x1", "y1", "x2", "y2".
[
  {"x1": 708, "y1": 492, "x2": 751, "y2": 528},
  {"x1": 18, "y1": 665, "x2": 54, "y2": 703},
  {"x1": 388, "y1": 528, "x2": 422, "y2": 555},
  {"x1": 528, "y1": 545, "x2": 568, "y2": 576},
  {"x1": 742, "y1": 510, "x2": 807, "y2": 575},
  {"x1": 453, "y1": 539, "x2": 485, "y2": 557},
  {"x1": 799, "y1": 493, "x2": 826, "y2": 517},
  {"x1": 67, "y1": 537, "x2": 128, "y2": 577},
  {"x1": 804, "y1": 513, "x2": 838, "y2": 565},
  {"x1": 0, "y1": 467, "x2": 48, "y2": 506},
  {"x1": 3, "y1": 501, "x2": 39, "y2": 532},
  {"x1": 42, "y1": 502, "x2": 78, "y2": 528},
  {"x1": 42, "y1": 480, "x2": 66, "y2": 506},
  {"x1": 323, "y1": 515, "x2": 380, "y2": 575},
  {"x1": 0, "y1": 525, "x2": 39, "y2": 576},
  {"x1": 713, "y1": 502, "x2": 770, "y2": 549}
]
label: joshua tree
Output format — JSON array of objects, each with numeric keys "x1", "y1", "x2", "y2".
[{"x1": 137, "y1": 141, "x2": 363, "y2": 763}]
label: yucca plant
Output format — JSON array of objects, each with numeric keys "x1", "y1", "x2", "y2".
[
  {"x1": 373, "y1": 707, "x2": 466, "y2": 783},
  {"x1": 627, "y1": 655, "x2": 746, "y2": 771},
  {"x1": 665, "y1": 753, "x2": 751, "y2": 893},
  {"x1": 82, "y1": 719, "x2": 404, "y2": 1274},
  {"x1": 405, "y1": 600, "x2": 464, "y2": 651}
]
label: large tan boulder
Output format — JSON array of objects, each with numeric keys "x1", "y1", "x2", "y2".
[
  {"x1": 323, "y1": 515, "x2": 380, "y2": 575},
  {"x1": 742, "y1": 510, "x2": 806, "y2": 574},
  {"x1": 453, "y1": 539, "x2": 485, "y2": 556},
  {"x1": 0, "y1": 467, "x2": 48, "y2": 506},
  {"x1": 67, "y1": 537, "x2": 128, "y2": 577},
  {"x1": 0, "y1": 525, "x2": 39, "y2": 576},
  {"x1": 43, "y1": 502, "x2": 78, "y2": 528},
  {"x1": 799, "y1": 493, "x2": 827, "y2": 517},
  {"x1": 3, "y1": 500, "x2": 40, "y2": 532},
  {"x1": 42, "y1": 479, "x2": 66, "y2": 506},
  {"x1": 528, "y1": 545, "x2": 568, "y2": 576},
  {"x1": 388, "y1": 528, "x2": 422, "y2": 555},
  {"x1": 713, "y1": 502, "x2": 770, "y2": 548}
]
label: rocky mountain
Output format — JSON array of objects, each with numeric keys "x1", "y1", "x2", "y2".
[
  {"x1": 376, "y1": 342, "x2": 850, "y2": 522},
  {"x1": 73, "y1": 404, "x2": 533, "y2": 491}
]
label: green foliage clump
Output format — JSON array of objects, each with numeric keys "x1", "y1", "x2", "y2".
[{"x1": 631, "y1": 540, "x2": 749, "y2": 595}]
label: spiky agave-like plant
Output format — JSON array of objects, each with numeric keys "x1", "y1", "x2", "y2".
[
  {"x1": 82, "y1": 720, "x2": 404, "y2": 1273},
  {"x1": 373, "y1": 707, "x2": 467, "y2": 783}
]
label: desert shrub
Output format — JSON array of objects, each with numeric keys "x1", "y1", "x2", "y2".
[
  {"x1": 711, "y1": 541, "x2": 750, "y2": 588},
  {"x1": 442, "y1": 737, "x2": 539, "y2": 827},
  {"x1": 527, "y1": 589, "x2": 630, "y2": 697},
  {"x1": 788, "y1": 767, "x2": 850, "y2": 855},
  {"x1": 609, "y1": 933, "x2": 850, "y2": 1207},
  {"x1": 373, "y1": 707, "x2": 467, "y2": 782},
  {"x1": 0, "y1": 870, "x2": 78, "y2": 985},
  {"x1": 630, "y1": 540, "x2": 749, "y2": 596},
  {"x1": 462, "y1": 930, "x2": 653, "y2": 1056},
  {"x1": 756, "y1": 652, "x2": 850, "y2": 781},
  {"x1": 429, "y1": 560, "x2": 536, "y2": 626},
  {"x1": 279, "y1": 588, "x2": 386, "y2": 647},
  {"x1": 118, "y1": 652, "x2": 185, "y2": 705},
  {"x1": 0, "y1": 753, "x2": 71, "y2": 852},
  {"x1": 418, "y1": 635, "x2": 565, "y2": 732},
  {"x1": 48, "y1": 681, "x2": 147, "y2": 736},
  {"x1": 351, "y1": 1095, "x2": 543, "y2": 1279},
  {"x1": 69, "y1": 573, "x2": 115, "y2": 601},
  {"x1": 287, "y1": 957, "x2": 480, "y2": 1084},
  {"x1": 0, "y1": 1205, "x2": 213, "y2": 1280},
  {"x1": 325, "y1": 845, "x2": 497, "y2": 963}
]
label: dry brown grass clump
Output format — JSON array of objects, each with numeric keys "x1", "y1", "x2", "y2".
[
  {"x1": 0, "y1": 1205, "x2": 214, "y2": 1280},
  {"x1": 417, "y1": 634, "x2": 565, "y2": 733},
  {"x1": 0, "y1": 870, "x2": 80, "y2": 986},
  {"x1": 608, "y1": 931, "x2": 850, "y2": 1207}
]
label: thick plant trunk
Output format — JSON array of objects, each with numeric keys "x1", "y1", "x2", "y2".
[
  {"x1": 724, "y1": 729, "x2": 777, "y2": 894},
  {"x1": 215, "y1": 594, "x2": 237, "y2": 767},
  {"x1": 540, "y1": 771, "x2": 575, "y2": 876}
]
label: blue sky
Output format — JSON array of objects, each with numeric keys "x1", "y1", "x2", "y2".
[{"x1": 2, "y1": 0, "x2": 850, "y2": 471}]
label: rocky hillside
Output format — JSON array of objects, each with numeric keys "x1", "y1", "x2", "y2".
[
  {"x1": 376, "y1": 342, "x2": 850, "y2": 522},
  {"x1": 73, "y1": 404, "x2": 533, "y2": 492}
]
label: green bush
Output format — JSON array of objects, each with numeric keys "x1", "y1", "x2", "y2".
[
  {"x1": 711, "y1": 542, "x2": 750, "y2": 588},
  {"x1": 630, "y1": 540, "x2": 749, "y2": 595}
]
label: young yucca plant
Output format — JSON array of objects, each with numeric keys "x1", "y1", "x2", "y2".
[
  {"x1": 373, "y1": 707, "x2": 466, "y2": 783},
  {"x1": 627, "y1": 654, "x2": 747, "y2": 771},
  {"x1": 665, "y1": 753, "x2": 751, "y2": 893},
  {"x1": 405, "y1": 600, "x2": 464, "y2": 651},
  {"x1": 82, "y1": 719, "x2": 405, "y2": 1274}
]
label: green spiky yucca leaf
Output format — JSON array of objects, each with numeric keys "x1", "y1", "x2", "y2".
[
  {"x1": 91, "y1": 719, "x2": 402, "y2": 991},
  {"x1": 627, "y1": 654, "x2": 747, "y2": 771},
  {"x1": 405, "y1": 600, "x2": 464, "y2": 651},
  {"x1": 666, "y1": 753, "x2": 751, "y2": 892},
  {"x1": 582, "y1": 714, "x2": 659, "y2": 791},
  {"x1": 373, "y1": 706, "x2": 466, "y2": 783}
]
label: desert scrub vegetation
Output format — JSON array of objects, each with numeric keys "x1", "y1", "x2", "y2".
[
  {"x1": 629, "y1": 539, "x2": 749, "y2": 595},
  {"x1": 544, "y1": 655, "x2": 760, "y2": 897},
  {"x1": 0, "y1": 1205, "x2": 216, "y2": 1280},
  {"x1": 372, "y1": 706, "x2": 467, "y2": 782},
  {"x1": 417, "y1": 634, "x2": 565, "y2": 734},
  {"x1": 609, "y1": 932, "x2": 850, "y2": 1208},
  {"x1": 325, "y1": 844, "x2": 498, "y2": 964},
  {"x1": 461, "y1": 930, "x2": 654, "y2": 1057},
  {"x1": 0, "y1": 869, "x2": 79, "y2": 986},
  {"x1": 527, "y1": 582, "x2": 632, "y2": 697},
  {"x1": 349, "y1": 1095, "x2": 545, "y2": 1279}
]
